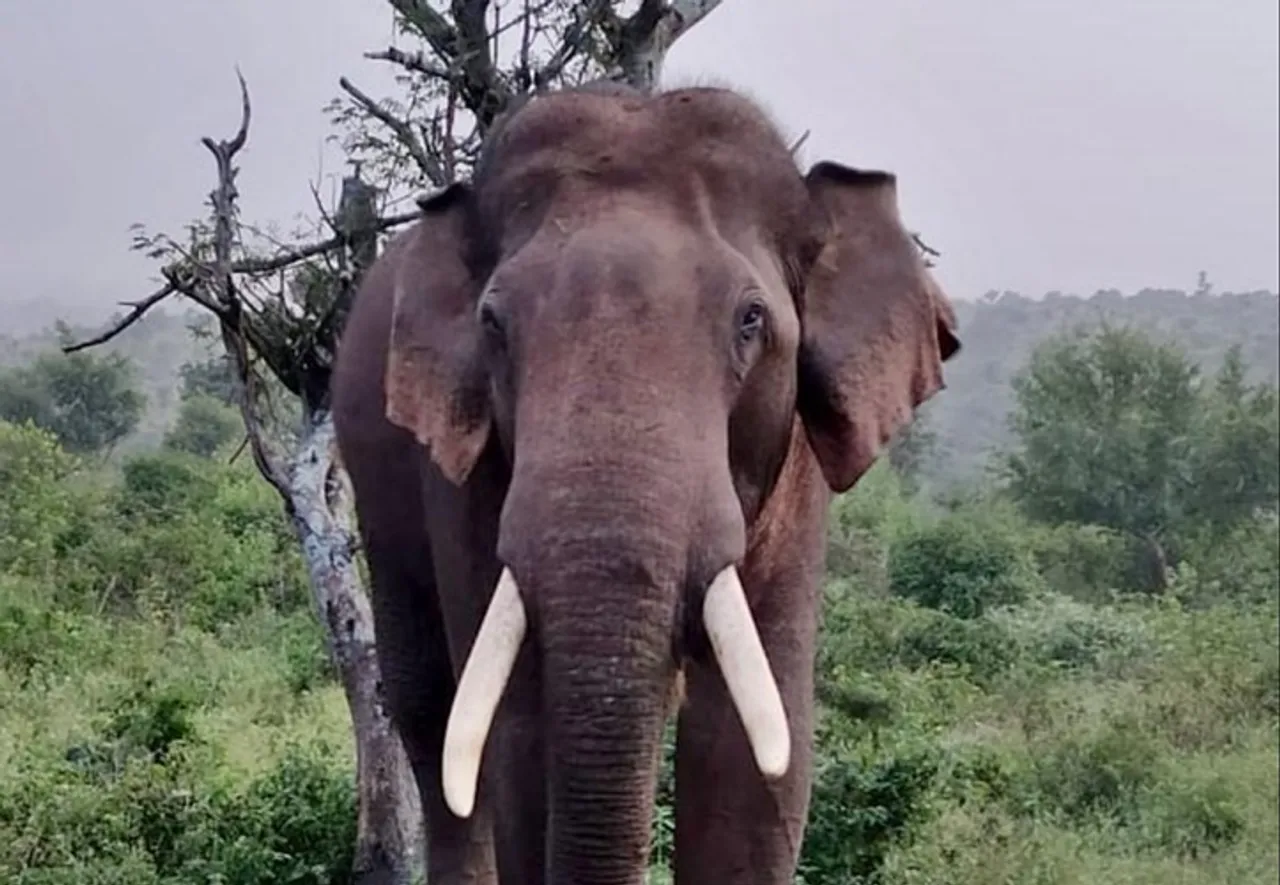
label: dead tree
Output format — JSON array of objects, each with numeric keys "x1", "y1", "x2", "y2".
[{"x1": 68, "y1": 2, "x2": 724, "y2": 882}]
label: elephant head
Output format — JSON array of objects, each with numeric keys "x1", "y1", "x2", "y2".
[{"x1": 380, "y1": 83, "x2": 959, "y2": 881}]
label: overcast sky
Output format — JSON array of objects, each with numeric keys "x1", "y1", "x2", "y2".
[{"x1": 1, "y1": 0, "x2": 1276, "y2": 330}]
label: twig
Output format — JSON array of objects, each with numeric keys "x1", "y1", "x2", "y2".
[
  {"x1": 65, "y1": 210, "x2": 422, "y2": 357},
  {"x1": 789, "y1": 129, "x2": 810, "y2": 156},
  {"x1": 228, "y1": 433, "x2": 250, "y2": 465},
  {"x1": 339, "y1": 76, "x2": 446, "y2": 185},
  {"x1": 911, "y1": 232, "x2": 941, "y2": 258},
  {"x1": 234, "y1": 211, "x2": 420, "y2": 274},
  {"x1": 364, "y1": 47, "x2": 451, "y2": 80},
  {"x1": 198, "y1": 71, "x2": 293, "y2": 503},
  {"x1": 62, "y1": 283, "x2": 176, "y2": 353},
  {"x1": 534, "y1": 1, "x2": 613, "y2": 89}
]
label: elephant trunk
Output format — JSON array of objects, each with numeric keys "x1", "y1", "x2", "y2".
[
  {"x1": 442, "y1": 443, "x2": 791, "y2": 880},
  {"x1": 538, "y1": 541, "x2": 678, "y2": 884}
]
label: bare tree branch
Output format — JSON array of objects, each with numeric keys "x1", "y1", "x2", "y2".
[
  {"x1": 449, "y1": 0, "x2": 511, "y2": 125},
  {"x1": 534, "y1": 0, "x2": 614, "y2": 89},
  {"x1": 66, "y1": 209, "x2": 423, "y2": 359},
  {"x1": 912, "y1": 232, "x2": 942, "y2": 258},
  {"x1": 610, "y1": 0, "x2": 725, "y2": 89},
  {"x1": 202, "y1": 84, "x2": 293, "y2": 500},
  {"x1": 388, "y1": 0, "x2": 457, "y2": 55},
  {"x1": 388, "y1": 0, "x2": 511, "y2": 125},
  {"x1": 340, "y1": 76, "x2": 446, "y2": 185},
  {"x1": 364, "y1": 46, "x2": 451, "y2": 80},
  {"x1": 61, "y1": 283, "x2": 177, "y2": 354},
  {"x1": 235, "y1": 211, "x2": 421, "y2": 274}
]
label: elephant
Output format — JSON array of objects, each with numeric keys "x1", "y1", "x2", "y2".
[{"x1": 331, "y1": 80, "x2": 960, "y2": 885}]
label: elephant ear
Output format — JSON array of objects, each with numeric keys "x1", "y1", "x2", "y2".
[
  {"x1": 384, "y1": 183, "x2": 491, "y2": 485},
  {"x1": 796, "y1": 161, "x2": 961, "y2": 493}
]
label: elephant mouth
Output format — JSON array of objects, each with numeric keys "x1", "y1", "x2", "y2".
[{"x1": 439, "y1": 563, "x2": 791, "y2": 819}]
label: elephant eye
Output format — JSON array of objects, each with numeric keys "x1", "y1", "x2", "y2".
[{"x1": 738, "y1": 301, "x2": 766, "y2": 344}]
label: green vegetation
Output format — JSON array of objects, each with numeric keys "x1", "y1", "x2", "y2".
[
  {"x1": 0, "y1": 325, "x2": 146, "y2": 458},
  {"x1": 2, "y1": 319, "x2": 1277, "y2": 884}
]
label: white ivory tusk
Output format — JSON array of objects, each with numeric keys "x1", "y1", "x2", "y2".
[
  {"x1": 702, "y1": 565, "x2": 792, "y2": 779},
  {"x1": 441, "y1": 566, "x2": 527, "y2": 818}
]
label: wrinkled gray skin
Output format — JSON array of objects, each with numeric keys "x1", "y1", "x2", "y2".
[{"x1": 331, "y1": 81, "x2": 960, "y2": 885}]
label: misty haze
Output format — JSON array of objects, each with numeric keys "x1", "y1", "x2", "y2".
[{"x1": 1, "y1": 3, "x2": 1277, "y2": 884}]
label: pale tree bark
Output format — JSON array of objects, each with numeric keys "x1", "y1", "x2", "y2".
[
  {"x1": 73, "y1": 74, "x2": 426, "y2": 885},
  {"x1": 68, "y1": 3, "x2": 729, "y2": 882},
  {"x1": 291, "y1": 410, "x2": 423, "y2": 884},
  {"x1": 605, "y1": 0, "x2": 725, "y2": 90},
  {"x1": 184, "y1": 78, "x2": 427, "y2": 885}
]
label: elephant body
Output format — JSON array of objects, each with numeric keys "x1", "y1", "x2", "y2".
[{"x1": 332, "y1": 81, "x2": 959, "y2": 885}]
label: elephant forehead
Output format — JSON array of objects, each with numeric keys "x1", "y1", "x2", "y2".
[{"x1": 477, "y1": 87, "x2": 809, "y2": 221}]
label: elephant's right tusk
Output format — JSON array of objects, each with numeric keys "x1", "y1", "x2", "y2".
[
  {"x1": 702, "y1": 565, "x2": 792, "y2": 780},
  {"x1": 441, "y1": 566, "x2": 527, "y2": 819}
]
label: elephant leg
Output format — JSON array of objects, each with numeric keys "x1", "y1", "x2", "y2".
[
  {"x1": 364, "y1": 529, "x2": 500, "y2": 884},
  {"x1": 421, "y1": 453, "x2": 547, "y2": 884},
  {"x1": 671, "y1": 571, "x2": 819, "y2": 884},
  {"x1": 487, "y1": 650, "x2": 547, "y2": 883}
]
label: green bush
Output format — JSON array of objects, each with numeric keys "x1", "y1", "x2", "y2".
[
  {"x1": 0, "y1": 420, "x2": 79, "y2": 575},
  {"x1": 895, "y1": 612, "x2": 1019, "y2": 684},
  {"x1": 42, "y1": 452, "x2": 308, "y2": 626},
  {"x1": 1021, "y1": 716, "x2": 1164, "y2": 825},
  {"x1": 1174, "y1": 515, "x2": 1280, "y2": 607},
  {"x1": 800, "y1": 744, "x2": 939, "y2": 884},
  {"x1": 1139, "y1": 771, "x2": 1245, "y2": 859},
  {"x1": 163, "y1": 394, "x2": 240, "y2": 458},
  {"x1": 1029, "y1": 521, "x2": 1137, "y2": 603},
  {"x1": 116, "y1": 452, "x2": 221, "y2": 523},
  {"x1": 888, "y1": 506, "x2": 1044, "y2": 618},
  {"x1": 987, "y1": 593, "x2": 1153, "y2": 674},
  {"x1": 0, "y1": 741, "x2": 355, "y2": 885}
]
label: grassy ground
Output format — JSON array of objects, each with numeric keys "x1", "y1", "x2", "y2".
[{"x1": 1, "y1": 431, "x2": 1277, "y2": 884}]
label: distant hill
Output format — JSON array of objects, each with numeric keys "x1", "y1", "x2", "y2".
[
  {"x1": 922, "y1": 287, "x2": 1280, "y2": 487},
  {"x1": 4, "y1": 287, "x2": 1277, "y2": 482}
]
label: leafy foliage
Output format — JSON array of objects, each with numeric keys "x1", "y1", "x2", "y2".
[
  {"x1": 888, "y1": 504, "x2": 1045, "y2": 618},
  {"x1": 0, "y1": 331, "x2": 145, "y2": 456},
  {"x1": 1003, "y1": 324, "x2": 1280, "y2": 589},
  {"x1": 927, "y1": 287, "x2": 1279, "y2": 484},
  {"x1": 1004, "y1": 325, "x2": 1203, "y2": 538},
  {"x1": 2, "y1": 315, "x2": 1279, "y2": 883},
  {"x1": 163, "y1": 395, "x2": 240, "y2": 458},
  {"x1": 177, "y1": 355, "x2": 238, "y2": 406},
  {"x1": 0, "y1": 421, "x2": 79, "y2": 575}
]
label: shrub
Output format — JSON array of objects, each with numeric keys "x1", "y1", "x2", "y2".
[
  {"x1": 49, "y1": 453, "x2": 308, "y2": 626},
  {"x1": 888, "y1": 506, "x2": 1044, "y2": 619},
  {"x1": 0, "y1": 736, "x2": 354, "y2": 885},
  {"x1": 1021, "y1": 716, "x2": 1163, "y2": 825},
  {"x1": 0, "y1": 420, "x2": 78, "y2": 575},
  {"x1": 163, "y1": 394, "x2": 241, "y2": 458},
  {"x1": 800, "y1": 744, "x2": 939, "y2": 883},
  {"x1": 1029, "y1": 521, "x2": 1137, "y2": 603},
  {"x1": 182, "y1": 742, "x2": 356, "y2": 885},
  {"x1": 987, "y1": 593, "x2": 1153, "y2": 674},
  {"x1": 1174, "y1": 515, "x2": 1280, "y2": 607},
  {"x1": 827, "y1": 462, "x2": 920, "y2": 592},
  {"x1": 116, "y1": 452, "x2": 220, "y2": 523},
  {"x1": 1139, "y1": 771, "x2": 1245, "y2": 859},
  {"x1": 895, "y1": 612, "x2": 1019, "y2": 684}
]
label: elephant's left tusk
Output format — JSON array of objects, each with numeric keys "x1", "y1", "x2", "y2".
[
  {"x1": 702, "y1": 565, "x2": 792, "y2": 780},
  {"x1": 441, "y1": 566, "x2": 527, "y2": 818}
]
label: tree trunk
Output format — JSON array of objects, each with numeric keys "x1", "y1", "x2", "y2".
[
  {"x1": 289, "y1": 409, "x2": 424, "y2": 885},
  {"x1": 1137, "y1": 531, "x2": 1171, "y2": 594},
  {"x1": 613, "y1": 0, "x2": 725, "y2": 90}
]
